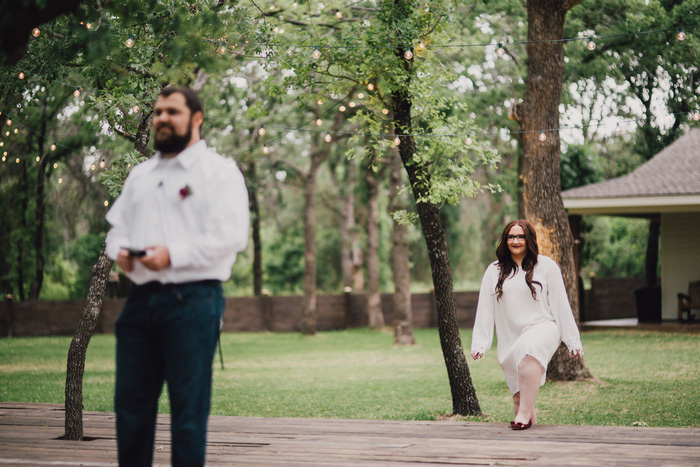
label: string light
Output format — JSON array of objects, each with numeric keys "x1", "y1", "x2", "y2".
[
  {"x1": 0, "y1": 141, "x2": 3, "y2": 147},
  {"x1": 1, "y1": 156, "x2": 5, "y2": 162},
  {"x1": 99, "y1": 158, "x2": 106, "y2": 169},
  {"x1": 132, "y1": 105, "x2": 140, "y2": 113},
  {"x1": 262, "y1": 144, "x2": 270, "y2": 154},
  {"x1": 36, "y1": 156, "x2": 40, "y2": 162},
  {"x1": 349, "y1": 101, "x2": 356, "y2": 108},
  {"x1": 13, "y1": 128, "x2": 18, "y2": 134},
  {"x1": 315, "y1": 117, "x2": 323, "y2": 126},
  {"x1": 104, "y1": 200, "x2": 109, "y2": 207},
  {"x1": 6, "y1": 119, "x2": 11, "y2": 126},
  {"x1": 381, "y1": 108, "x2": 389, "y2": 115},
  {"x1": 367, "y1": 83, "x2": 375, "y2": 91},
  {"x1": 324, "y1": 132, "x2": 332, "y2": 142},
  {"x1": 18, "y1": 72, "x2": 25, "y2": 80},
  {"x1": 335, "y1": 10, "x2": 343, "y2": 19},
  {"x1": 404, "y1": 47, "x2": 413, "y2": 60},
  {"x1": 91, "y1": 164, "x2": 96, "y2": 171},
  {"x1": 357, "y1": 93, "x2": 364, "y2": 99},
  {"x1": 58, "y1": 178, "x2": 63, "y2": 183},
  {"x1": 693, "y1": 111, "x2": 700, "y2": 122},
  {"x1": 258, "y1": 125, "x2": 266, "y2": 136},
  {"x1": 316, "y1": 99, "x2": 323, "y2": 105},
  {"x1": 219, "y1": 42, "x2": 227, "y2": 54},
  {"x1": 50, "y1": 143, "x2": 56, "y2": 151},
  {"x1": 587, "y1": 38, "x2": 596, "y2": 51},
  {"x1": 73, "y1": 87, "x2": 81, "y2": 98},
  {"x1": 32, "y1": 28, "x2": 40, "y2": 38},
  {"x1": 615, "y1": 122, "x2": 622, "y2": 134},
  {"x1": 125, "y1": 35, "x2": 134, "y2": 48},
  {"x1": 418, "y1": 40, "x2": 426, "y2": 50},
  {"x1": 53, "y1": 163, "x2": 58, "y2": 169},
  {"x1": 86, "y1": 23, "x2": 93, "y2": 30},
  {"x1": 312, "y1": 46, "x2": 321, "y2": 59},
  {"x1": 539, "y1": 131, "x2": 547, "y2": 141},
  {"x1": 339, "y1": 105, "x2": 346, "y2": 112},
  {"x1": 465, "y1": 135, "x2": 473, "y2": 146},
  {"x1": 394, "y1": 136, "x2": 401, "y2": 146},
  {"x1": 496, "y1": 43, "x2": 505, "y2": 57},
  {"x1": 677, "y1": 27, "x2": 686, "y2": 41},
  {"x1": 16, "y1": 158, "x2": 20, "y2": 163}
]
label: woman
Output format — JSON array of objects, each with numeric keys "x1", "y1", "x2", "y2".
[{"x1": 471, "y1": 219, "x2": 583, "y2": 430}]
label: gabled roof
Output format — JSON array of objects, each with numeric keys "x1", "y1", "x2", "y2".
[{"x1": 563, "y1": 128, "x2": 700, "y2": 215}]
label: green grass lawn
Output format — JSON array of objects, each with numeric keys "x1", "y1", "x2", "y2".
[{"x1": 0, "y1": 328, "x2": 698, "y2": 427}]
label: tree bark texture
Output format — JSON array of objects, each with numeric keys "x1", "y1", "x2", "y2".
[
  {"x1": 364, "y1": 166, "x2": 385, "y2": 329},
  {"x1": 519, "y1": 0, "x2": 589, "y2": 382},
  {"x1": 339, "y1": 157, "x2": 363, "y2": 292},
  {"x1": 246, "y1": 162, "x2": 263, "y2": 295},
  {"x1": 301, "y1": 163, "x2": 319, "y2": 335},
  {"x1": 388, "y1": 148, "x2": 415, "y2": 345},
  {"x1": 391, "y1": 54, "x2": 480, "y2": 415},
  {"x1": 64, "y1": 246, "x2": 113, "y2": 440}
]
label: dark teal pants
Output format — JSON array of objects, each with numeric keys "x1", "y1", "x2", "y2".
[{"x1": 114, "y1": 280, "x2": 224, "y2": 467}]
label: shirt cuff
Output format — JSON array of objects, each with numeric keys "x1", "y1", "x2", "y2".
[
  {"x1": 167, "y1": 242, "x2": 189, "y2": 269},
  {"x1": 562, "y1": 337, "x2": 584, "y2": 356}
]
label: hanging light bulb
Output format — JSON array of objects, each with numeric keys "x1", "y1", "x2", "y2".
[
  {"x1": 394, "y1": 136, "x2": 401, "y2": 146},
  {"x1": 349, "y1": 101, "x2": 356, "y2": 108},
  {"x1": 36, "y1": 156, "x2": 40, "y2": 162},
  {"x1": 418, "y1": 40, "x2": 425, "y2": 50},
  {"x1": 335, "y1": 10, "x2": 343, "y2": 19},
  {"x1": 132, "y1": 105, "x2": 140, "y2": 113},
  {"x1": 312, "y1": 46, "x2": 321, "y2": 59},
  {"x1": 32, "y1": 28, "x2": 40, "y2": 38},
  {"x1": 0, "y1": 141, "x2": 3, "y2": 147},
  {"x1": 404, "y1": 47, "x2": 413, "y2": 60},
  {"x1": 538, "y1": 131, "x2": 547, "y2": 142},
  {"x1": 99, "y1": 158, "x2": 106, "y2": 169},
  {"x1": 292, "y1": 2, "x2": 298, "y2": 7},
  {"x1": 324, "y1": 132, "x2": 332, "y2": 142},
  {"x1": 367, "y1": 83, "x2": 375, "y2": 91},
  {"x1": 50, "y1": 143, "x2": 56, "y2": 151},
  {"x1": 53, "y1": 162, "x2": 58, "y2": 169},
  {"x1": 6, "y1": 119, "x2": 11, "y2": 126},
  {"x1": 18, "y1": 72, "x2": 25, "y2": 79},
  {"x1": 677, "y1": 27, "x2": 686, "y2": 41},
  {"x1": 315, "y1": 117, "x2": 323, "y2": 126},
  {"x1": 258, "y1": 125, "x2": 266, "y2": 136},
  {"x1": 1, "y1": 156, "x2": 5, "y2": 162},
  {"x1": 125, "y1": 35, "x2": 135, "y2": 48},
  {"x1": 219, "y1": 42, "x2": 227, "y2": 54},
  {"x1": 104, "y1": 200, "x2": 109, "y2": 207},
  {"x1": 317, "y1": 99, "x2": 323, "y2": 105},
  {"x1": 465, "y1": 135, "x2": 473, "y2": 146},
  {"x1": 58, "y1": 178, "x2": 63, "y2": 184},
  {"x1": 13, "y1": 128, "x2": 18, "y2": 134},
  {"x1": 381, "y1": 108, "x2": 389, "y2": 115},
  {"x1": 339, "y1": 105, "x2": 346, "y2": 112},
  {"x1": 5, "y1": 131, "x2": 9, "y2": 137},
  {"x1": 262, "y1": 144, "x2": 269, "y2": 154},
  {"x1": 86, "y1": 22, "x2": 93, "y2": 30},
  {"x1": 73, "y1": 87, "x2": 81, "y2": 98},
  {"x1": 496, "y1": 43, "x2": 505, "y2": 57},
  {"x1": 357, "y1": 93, "x2": 365, "y2": 99},
  {"x1": 615, "y1": 122, "x2": 622, "y2": 134},
  {"x1": 587, "y1": 38, "x2": 596, "y2": 51},
  {"x1": 91, "y1": 164, "x2": 96, "y2": 171},
  {"x1": 693, "y1": 110, "x2": 700, "y2": 121},
  {"x1": 16, "y1": 158, "x2": 20, "y2": 163}
]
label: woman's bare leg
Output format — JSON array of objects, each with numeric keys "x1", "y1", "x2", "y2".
[{"x1": 513, "y1": 355, "x2": 543, "y2": 425}]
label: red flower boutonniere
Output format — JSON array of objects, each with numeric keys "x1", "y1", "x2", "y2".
[{"x1": 179, "y1": 185, "x2": 193, "y2": 199}]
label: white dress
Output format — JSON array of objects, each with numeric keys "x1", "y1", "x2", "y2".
[{"x1": 471, "y1": 255, "x2": 583, "y2": 394}]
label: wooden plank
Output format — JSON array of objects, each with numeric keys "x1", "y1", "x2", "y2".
[{"x1": 1, "y1": 403, "x2": 700, "y2": 466}]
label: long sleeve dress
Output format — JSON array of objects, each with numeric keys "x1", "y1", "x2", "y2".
[{"x1": 471, "y1": 255, "x2": 583, "y2": 394}]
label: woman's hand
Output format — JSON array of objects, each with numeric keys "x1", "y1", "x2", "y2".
[
  {"x1": 471, "y1": 351, "x2": 484, "y2": 360},
  {"x1": 570, "y1": 348, "x2": 583, "y2": 358}
]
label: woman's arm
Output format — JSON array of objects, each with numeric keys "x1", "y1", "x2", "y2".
[{"x1": 471, "y1": 263, "x2": 497, "y2": 359}]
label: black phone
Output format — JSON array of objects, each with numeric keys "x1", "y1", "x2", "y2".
[{"x1": 124, "y1": 247, "x2": 147, "y2": 257}]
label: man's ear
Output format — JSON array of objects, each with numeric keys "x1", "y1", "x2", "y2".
[{"x1": 192, "y1": 111, "x2": 204, "y2": 130}]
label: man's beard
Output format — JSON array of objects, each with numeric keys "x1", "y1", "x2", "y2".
[{"x1": 154, "y1": 120, "x2": 192, "y2": 154}]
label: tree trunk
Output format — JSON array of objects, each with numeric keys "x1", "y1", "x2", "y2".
[
  {"x1": 519, "y1": 0, "x2": 589, "y2": 382},
  {"x1": 339, "y1": 157, "x2": 363, "y2": 292},
  {"x1": 63, "y1": 246, "x2": 113, "y2": 440},
  {"x1": 391, "y1": 47, "x2": 480, "y2": 415},
  {"x1": 388, "y1": 148, "x2": 415, "y2": 345},
  {"x1": 364, "y1": 165, "x2": 385, "y2": 329},
  {"x1": 63, "y1": 102, "x2": 154, "y2": 439},
  {"x1": 246, "y1": 162, "x2": 263, "y2": 295},
  {"x1": 301, "y1": 162, "x2": 319, "y2": 335},
  {"x1": 29, "y1": 157, "x2": 46, "y2": 300}
]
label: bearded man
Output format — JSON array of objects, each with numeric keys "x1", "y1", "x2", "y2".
[{"x1": 105, "y1": 85, "x2": 249, "y2": 466}]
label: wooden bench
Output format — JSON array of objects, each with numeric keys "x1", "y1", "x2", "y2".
[{"x1": 677, "y1": 281, "x2": 700, "y2": 322}]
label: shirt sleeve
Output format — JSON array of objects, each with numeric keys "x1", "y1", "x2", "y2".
[
  {"x1": 168, "y1": 162, "x2": 250, "y2": 270},
  {"x1": 545, "y1": 258, "x2": 584, "y2": 356},
  {"x1": 104, "y1": 176, "x2": 134, "y2": 261},
  {"x1": 471, "y1": 263, "x2": 497, "y2": 355}
]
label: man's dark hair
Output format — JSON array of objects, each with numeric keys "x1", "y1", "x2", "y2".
[{"x1": 159, "y1": 86, "x2": 204, "y2": 129}]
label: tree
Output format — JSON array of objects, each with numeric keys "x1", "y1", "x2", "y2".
[{"x1": 512, "y1": 0, "x2": 590, "y2": 381}]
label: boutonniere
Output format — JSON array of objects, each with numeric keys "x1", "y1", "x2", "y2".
[{"x1": 179, "y1": 185, "x2": 193, "y2": 199}]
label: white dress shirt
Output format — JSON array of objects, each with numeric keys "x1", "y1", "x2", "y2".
[{"x1": 105, "y1": 140, "x2": 249, "y2": 285}]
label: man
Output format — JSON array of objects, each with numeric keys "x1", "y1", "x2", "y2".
[{"x1": 105, "y1": 86, "x2": 249, "y2": 466}]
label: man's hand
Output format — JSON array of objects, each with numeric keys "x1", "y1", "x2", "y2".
[
  {"x1": 117, "y1": 249, "x2": 135, "y2": 272},
  {"x1": 140, "y1": 245, "x2": 171, "y2": 271}
]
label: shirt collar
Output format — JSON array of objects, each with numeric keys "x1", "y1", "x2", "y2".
[{"x1": 155, "y1": 139, "x2": 207, "y2": 169}]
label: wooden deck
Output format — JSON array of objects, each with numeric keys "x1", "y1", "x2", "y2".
[{"x1": 2, "y1": 403, "x2": 700, "y2": 465}]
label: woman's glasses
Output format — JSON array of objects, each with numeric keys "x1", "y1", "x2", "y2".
[{"x1": 507, "y1": 234, "x2": 526, "y2": 241}]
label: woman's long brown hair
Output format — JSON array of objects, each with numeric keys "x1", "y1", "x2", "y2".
[{"x1": 494, "y1": 219, "x2": 542, "y2": 301}]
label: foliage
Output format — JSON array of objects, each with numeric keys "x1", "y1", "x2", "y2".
[{"x1": 65, "y1": 232, "x2": 106, "y2": 298}]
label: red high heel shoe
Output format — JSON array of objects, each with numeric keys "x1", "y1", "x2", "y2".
[{"x1": 510, "y1": 420, "x2": 532, "y2": 430}]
